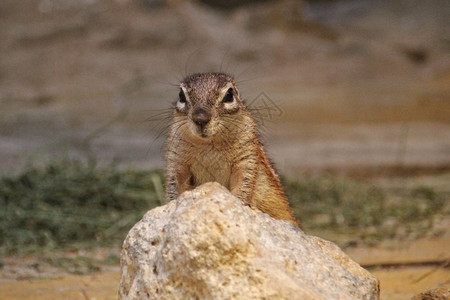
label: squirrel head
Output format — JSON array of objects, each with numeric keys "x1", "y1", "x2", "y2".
[{"x1": 174, "y1": 72, "x2": 248, "y2": 139}]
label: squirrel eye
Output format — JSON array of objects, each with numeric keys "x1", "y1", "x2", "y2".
[
  {"x1": 178, "y1": 89, "x2": 186, "y2": 103},
  {"x1": 222, "y1": 88, "x2": 234, "y2": 103}
]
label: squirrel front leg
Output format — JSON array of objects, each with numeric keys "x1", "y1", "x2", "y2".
[
  {"x1": 165, "y1": 159, "x2": 191, "y2": 203},
  {"x1": 230, "y1": 156, "x2": 258, "y2": 207},
  {"x1": 165, "y1": 173, "x2": 177, "y2": 203}
]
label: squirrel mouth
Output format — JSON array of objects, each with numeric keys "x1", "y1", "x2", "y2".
[
  {"x1": 192, "y1": 123, "x2": 210, "y2": 138},
  {"x1": 199, "y1": 127, "x2": 209, "y2": 138}
]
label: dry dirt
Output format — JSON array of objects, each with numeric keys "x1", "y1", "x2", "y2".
[
  {"x1": 0, "y1": 238, "x2": 448, "y2": 300},
  {"x1": 1, "y1": 268, "x2": 448, "y2": 300}
]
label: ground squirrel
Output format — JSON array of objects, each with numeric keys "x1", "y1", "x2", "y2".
[{"x1": 165, "y1": 72, "x2": 298, "y2": 226}]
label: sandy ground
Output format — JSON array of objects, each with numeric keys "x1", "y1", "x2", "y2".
[
  {"x1": 3, "y1": 269, "x2": 446, "y2": 300},
  {"x1": 0, "y1": 238, "x2": 448, "y2": 300},
  {"x1": 1, "y1": 267, "x2": 449, "y2": 300}
]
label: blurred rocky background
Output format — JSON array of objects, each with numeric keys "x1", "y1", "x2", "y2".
[{"x1": 1, "y1": 0, "x2": 448, "y2": 176}]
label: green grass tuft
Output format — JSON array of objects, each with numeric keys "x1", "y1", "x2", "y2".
[
  {"x1": 283, "y1": 175, "x2": 449, "y2": 245},
  {"x1": 1, "y1": 161, "x2": 448, "y2": 255},
  {"x1": 0, "y1": 161, "x2": 164, "y2": 255}
]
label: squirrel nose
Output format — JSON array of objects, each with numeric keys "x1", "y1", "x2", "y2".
[{"x1": 192, "y1": 109, "x2": 211, "y2": 127}]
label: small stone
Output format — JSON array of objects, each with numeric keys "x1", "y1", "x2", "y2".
[{"x1": 411, "y1": 288, "x2": 450, "y2": 300}]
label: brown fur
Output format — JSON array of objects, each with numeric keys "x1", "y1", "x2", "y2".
[{"x1": 165, "y1": 72, "x2": 298, "y2": 226}]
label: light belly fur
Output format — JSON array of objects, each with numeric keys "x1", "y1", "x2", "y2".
[{"x1": 190, "y1": 148, "x2": 232, "y2": 189}]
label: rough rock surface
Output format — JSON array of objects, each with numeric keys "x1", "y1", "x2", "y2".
[{"x1": 119, "y1": 182, "x2": 379, "y2": 299}]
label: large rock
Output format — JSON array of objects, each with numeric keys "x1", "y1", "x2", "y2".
[{"x1": 119, "y1": 182, "x2": 379, "y2": 299}]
